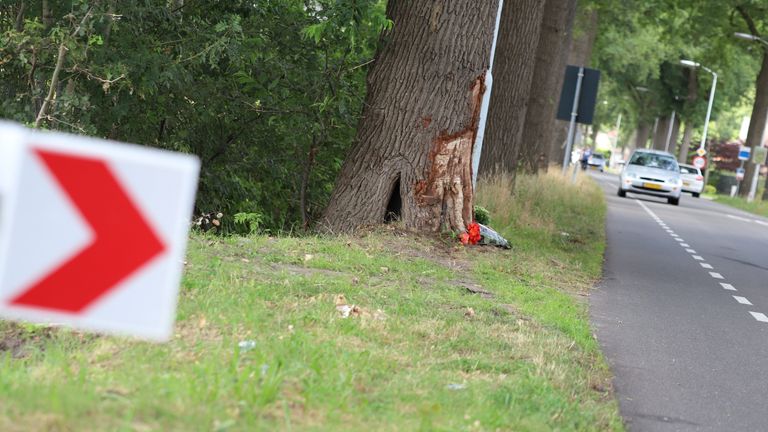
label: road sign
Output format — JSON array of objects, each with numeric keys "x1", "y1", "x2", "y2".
[
  {"x1": 753, "y1": 146, "x2": 768, "y2": 165},
  {"x1": 0, "y1": 123, "x2": 200, "y2": 341},
  {"x1": 556, "y1": 66, "x2": 601, "y2": 125},
  {"x1": 736, "y1": 167, "x2": 746, "y2": 181},
  {"x1": 696, "y1": 148, "x2": 707, "y2": 157},
  {"x1": 738, "y1": 146, "x2": 751, "y2": 161},
  {"x1": 692, "y1": 156, "x2": 707, "y2": 169}
]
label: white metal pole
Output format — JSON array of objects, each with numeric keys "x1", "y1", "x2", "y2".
[
  {"x1": 563, "y1": 67, "x2": 585, "y2": 177},
  {"x1": 748, "y1": 164, "x2": 761, "y2": 202},
  {"x1": 470, "y1": 0, "x2": 504, "y2": 189},
  {"x1": 699, "y1": 71, "x2": 717, "y2": 150}
]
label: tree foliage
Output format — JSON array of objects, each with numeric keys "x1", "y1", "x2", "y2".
[{"x1": 0, "y1": 0, "x2": 387, "y2": 232}]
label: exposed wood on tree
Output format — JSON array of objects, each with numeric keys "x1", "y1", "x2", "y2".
[
  {"x1": 321, "y1": 0, "x2": 498, "y2": 233},
  {"x1": 479, "y1": 0, "x2": 545, "y2": 178}
]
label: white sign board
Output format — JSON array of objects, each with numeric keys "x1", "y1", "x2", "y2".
[{"x1": 0, "y1": 123, "x2": 200, "y2": 341}]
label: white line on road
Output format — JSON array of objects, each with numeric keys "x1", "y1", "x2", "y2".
[
  {"x1": 685, "y1": 249, "x2": 696, "y2": 253},
  {"x1": 734, "y1": 296, "x2": 753, "y2": 305},
  {"x1": 674, "y1": 238, "x2": 684, "y2": 242},
  {"x1": 681, "y1": 243, "x2": 690, "y2": 247},
  {"x1": 692, "y1": 255, "x2": 704, "y2": 260},
  {"x1": 700, "y1": 263, "x2": 714, "y2": 269},
  {"x1": 755, "y1": 220, "x2": 768, "y2": 227},
  {"x1": 720, "y1": 283, "x2": 737, "y2": 291},
  {"x1": 709, "y1": 272, "x2": 724, "y2": 279},
  {"x1": 749, "y1": 312, "x2": 768, "y2": 323},
  {"x1": 670, "y1": 233, "x2": 679, "y2": 237},
  {"x1": 728, "y1": 214, "x2": 751, "y2": 222}
]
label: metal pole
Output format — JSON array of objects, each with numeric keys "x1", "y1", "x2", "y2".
[
  {"x1": 736, "y1": 159, "x2": 745, "y2": 195},
  {"x1": 470, "y1": 0, "x2": 504, "y2": 189},
  {"x1": 664, "y1": 110, "x2": 676, "y2": 153},
  {"x1": 651, "y1": 117, "x2": 659, "y2": 149},
  {"x1": 562, "y1": 67, "x2": 584, "y2": 175},
  {"x1": 748, "y1": 163, "x2": 761, "y2": 202},
  {"x1": 699, "y1": 70, "x2": 717, "y2": 150}
]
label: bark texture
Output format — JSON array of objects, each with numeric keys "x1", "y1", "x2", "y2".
[
  {"x1": 742, "y1": 51, "x2": 768, "y2": 198},
  {"x1": 634, "y1": 121, "x2": 651, "y2": 150},
  {"x1": 652, "y1": 115, "x2": 679, "y2": 152},
  {"x1": 519, "y1": 0, "x2": 578, "y2": 173},
  {"x1": 678, "y1": 122, "x2": 694, "y2": 163},
  {"x1": 322, "y1": 0, "x2": 497, "y2": 233},
  {"x1": 478, "y1": 0, "x2": 545, "y2": 177},
  {"x1": 550, "y1": 5, "x2": 597, "y2": 166}
]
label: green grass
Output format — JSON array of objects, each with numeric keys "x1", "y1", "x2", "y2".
[
  {"x1": 0, "y1": 172, "x2": 621, "y2": 431},
  {"x1": 713, "y1": 194, "x2": 768, "y2": 218}
]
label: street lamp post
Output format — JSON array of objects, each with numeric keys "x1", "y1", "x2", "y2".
[
  {"x1": 680, "y1": 59, "x2": 718, "y2": 188},
  {"x1": 734, "y1": 32, "x2": 768, "y2": 202}
]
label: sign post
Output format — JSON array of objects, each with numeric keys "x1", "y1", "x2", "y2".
[
  {"x1": 556, "y1": 65, "x2": 601, "y2": 181},
  {"x1": 748, "y1": 147, "x2": 767, "y2": 202},
  {"x1": 0, "y1": 123, "x2": 200, "y2": 341}
]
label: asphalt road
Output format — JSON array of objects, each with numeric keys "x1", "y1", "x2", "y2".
[{"x1": 589, "y1": 170, "x2": 768, "y2": 431}]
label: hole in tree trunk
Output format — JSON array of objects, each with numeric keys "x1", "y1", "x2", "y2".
[{"x1": 384, "y1": 176, "x2": 402, "y2": 223}]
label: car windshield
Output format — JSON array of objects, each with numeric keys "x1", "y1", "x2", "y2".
[
  {"x1": 629, "y1": 152, "x2": 677, "y2": 172},
  {"x1": 590, "y1": 154, "x2": 604, "y2": 160}
]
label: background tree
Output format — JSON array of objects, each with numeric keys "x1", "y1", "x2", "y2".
[
  {"x1": 478, "y1": 0, "x2": 545, "y2": 178},
  {"x1": 518, "y1": 0, "x2": 577, "y2": 173}
]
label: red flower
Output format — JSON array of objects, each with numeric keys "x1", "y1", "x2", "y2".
[
  {"x1": 459, "y1": 232, "x2": 470, "y2": 245},
  {"x1": 467, "y1": 222, "x2": 481, "y2": 245}
]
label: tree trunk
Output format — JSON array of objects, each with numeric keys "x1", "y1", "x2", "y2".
[
  {"x1": 478, "y1": 0, "x2": 545, "y2": 178},
  {"x1": 321, "y1": 0, "x2": 498, "y2": 233},
  {"x1": 742, "y1": 50, "x2": 768, "y2": 198},
  {"x1": 300, "y1": 138, "x2": 319, "y2": 229},
  {"x1": 15, "y1": 1, "x2": 26, "y2": 32},
  {"x1": 550, "y1": 5, "x2": 598, "y2": 167},
  {"x1": 42, "y1": 0, "x2": 53, "y2": 30},
  {"x1": 635, "y1": 121, "x2": 651, "y2": 150},
  {"x1": 519, "y1": 0, "x2": 578, "y2": 173},
  {"x1": 678, "y1": 121, "x2": 694, "y2": 163},
  {"x1": 652, "y1": 116, "x2": 668, "y2": 150}
]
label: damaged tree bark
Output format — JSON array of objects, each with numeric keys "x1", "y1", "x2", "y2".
[{"x1": 322, "y1": 0, "x2": 498, "y2": 233}]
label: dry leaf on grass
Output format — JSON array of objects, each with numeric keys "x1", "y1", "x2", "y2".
[{"x1": 464, "y1": 307, "x2": 475, "y2": 318}]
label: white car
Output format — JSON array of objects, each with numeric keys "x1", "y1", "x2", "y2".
[
  {"x1": 679, "y1": 163, "x2": 704, "y2": 198},
  {"x1": 618, "y1": 149, "x2": 683, "y2": 205},
  {"x1": 587, "y1": 153, "x2": 606, "y2": 172}
]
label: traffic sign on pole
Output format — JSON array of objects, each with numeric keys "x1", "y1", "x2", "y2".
[
  {"x1": 692, "y1": 156, "x2": 707, "y2": 169},
  {"x1": 736, "y1": 167, "x2": 745, "y2": 181},
  {"x1": 696, "y1": 148, "x2": 707, "y2": 157},
  {"x1": 0, "y1": 123, "x2": 200, "y2": 341},
  {"x1": 738, "y1": 146, "x2": 751, "y2": 161}
]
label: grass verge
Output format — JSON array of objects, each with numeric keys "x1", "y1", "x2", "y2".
[
  {"x1": 713, "y1": 194, "x2": 768, "y2": 218},
  {"x1": 0, "y1": 171, "x2": 621, "y2": 431}
]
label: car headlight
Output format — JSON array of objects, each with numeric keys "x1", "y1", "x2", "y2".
[{"x1": 625, "y1": 172, "x2": 637, "y2": 179}]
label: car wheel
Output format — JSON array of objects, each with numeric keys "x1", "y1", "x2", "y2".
[
  {"x1": 668, "y1": 197, "x2": 679, "y2": 206},
  {"x1": 692, "y1": 192, "x2": 700, "y2": 198},
  {"x1": 617, "y1": 187, "x2": 626, "y2": 198}
]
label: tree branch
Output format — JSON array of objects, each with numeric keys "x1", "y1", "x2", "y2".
[{"x1": 735, "y1": 5, "x2": 760, "y2": 37}]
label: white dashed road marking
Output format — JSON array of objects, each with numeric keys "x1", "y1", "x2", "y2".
[
  {"x1": 634, "y1": 199, "x2": 768, "y2": 324},
  {"x1": 728, "y1": 214, "x2": 751, "y2": 222}
]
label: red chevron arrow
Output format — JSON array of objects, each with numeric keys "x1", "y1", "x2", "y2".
[{"x1": 9, "y1": 149, "x2": 166, "y2": 313}]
